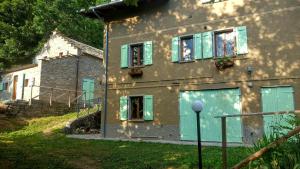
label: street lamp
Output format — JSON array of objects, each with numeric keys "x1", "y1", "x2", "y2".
[{"x1": 192, "y1": 100, "x2": 204, "y2": 169}]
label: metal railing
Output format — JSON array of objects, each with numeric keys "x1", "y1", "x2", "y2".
[
  {"x1": 75, "y1": 97, "x2": 101, "y2": 118},
  {"x1": 29, "y1": 85, "x2": 100, "y2": 108},
  {"x1": 29, "y1": 85, "x2": 102, "y2": 118},
  {"x1": 29, "y1": 85, "x2": 85, "y2": 107}
]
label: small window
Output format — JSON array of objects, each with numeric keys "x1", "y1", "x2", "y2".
[
  {"x1": 129, "y1": 96, "x2": 144, "y2": 120},
  {"x1": 24, "y1": 79, "x2": 29, "y2": 87},
  {"x1": 59, "y1": 52, "x2": 63, "y2": 57},
  {"x1": 180, "y1": 36, "x2": 194, "y2": 62},
  {"x1": 215, "y1": 30, "x2": 236, "y2": 58},
  {"x1": 29, "y1": 78, "x2": 35, "y2": 87},
  {"x1": 4, "y1": 82, "x2": 9, "y2": 90},
  {"x1": 130, "y1": 44, "x2": 144, "y2": 67}
]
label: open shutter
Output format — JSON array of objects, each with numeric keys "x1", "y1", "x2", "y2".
[
  {"x1": 143, "y1": 41, "x2": 153, "y2": 65},
  {"x1": 194, "y1": 33, "x2": 202, "y2": 60},
  {"x1": 120, "y1": 96, "x2": 128, "y2": 121},
  {"x1": 236, "y1": 26, "x2": 248, "y2": 55},
  {"x1": 0, "y1": 82, "x2": 3, "y2": 91},
  {"x1": 89, "y1": 79, "x2": 95, "y2": 105},
  {"x1": 171, "y1": 37, "x2": 179, "y2": 62},
  {"x1": 202, "y1": 31, "x2": 213, "y2": 59},
  {"x1": 143, "y1": 95, "x2": 154, "y2": 120},
  {"x1": 82, "y1": 79, "x2": 89, "y2": 102},
  {"x1": 121, "y1": 44, "x2": 129, "y2": 68}
]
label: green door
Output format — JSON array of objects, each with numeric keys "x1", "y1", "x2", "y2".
[
  {"x1": 261, "y1": 87, "x2": 294, "y2": 136},
  {"x1": 82, "y1": 78, "x2": 95, "y2": 106},
  {"x1": 179, "y1": 89, "x2": 242, "y2": 142}
]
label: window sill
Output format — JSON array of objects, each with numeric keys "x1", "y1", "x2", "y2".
[
  {"x1": 128, "y1": 119, "x2": 145, "y2": 122},
  {"x1": 179, "y1": 60, "x2": 195, "y2": 64},
  {"x1": 129, "y1": 65, "x2": 145, "y2": 69},
  {"x1": 213, "y1": 55, "x2": 249, "y2": 61}
]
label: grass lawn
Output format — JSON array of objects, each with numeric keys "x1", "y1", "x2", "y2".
[{"x1": 0, "y1": 113, "x2": 250, "y2": 169}]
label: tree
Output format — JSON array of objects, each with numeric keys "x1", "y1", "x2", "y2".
[
  {"x1": 0, "y1": 0, "x2": 139, "y2": 70},
  {"x1": 0, "y1": 0, "x2": 103, "y2": 70}
]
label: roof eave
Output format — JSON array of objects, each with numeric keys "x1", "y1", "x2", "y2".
[{"x1": 81, "y1": 0, "x2": 169, "y2": 21}]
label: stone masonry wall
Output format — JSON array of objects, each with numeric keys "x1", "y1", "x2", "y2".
[{"x1": 39, "y1": 54, "x2": 103, "y2": 104}]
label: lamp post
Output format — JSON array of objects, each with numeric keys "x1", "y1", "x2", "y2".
[{"x1": 192, "y1": 100, "x2": 204, "y2": 169}]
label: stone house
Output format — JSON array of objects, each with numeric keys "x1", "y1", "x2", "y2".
[
  {"x1": 0, "y1": 31, "x2": 104, "y2": 105},
  {"x1": 84, "y1": 0, "x2": 300, "y2": 144}
]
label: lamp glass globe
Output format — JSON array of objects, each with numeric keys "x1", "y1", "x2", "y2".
[{"x1": 192, "y1": 100, "x2": 204, "y2": 113}]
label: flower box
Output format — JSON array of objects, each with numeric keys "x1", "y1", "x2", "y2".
[
  {"x1": 215, "y1": 57, "x2": 234, "y2": 70},
  {"x1": 128, "y1": 67, "x2": 143, "y2": 77}
]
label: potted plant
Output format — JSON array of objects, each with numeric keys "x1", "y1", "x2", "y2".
[
  {"x1": 128, "y1": 67, "x2": 143, "y2": 77},
  {"x1": 215, "y1": 56, "x2": 234, "y2": 70}
]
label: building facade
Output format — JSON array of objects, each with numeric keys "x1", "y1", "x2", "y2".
[
  {"x1": 0, "y1": 31, "x2": 104, "y2": 105},
  {"x1": 86, "y1": 0, "x2": 300, "y2": 144}
]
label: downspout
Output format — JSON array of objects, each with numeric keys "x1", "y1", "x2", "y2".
[
  {"x1": 75, "y1": 54, "x2": 80, "y2": 98},
  {"x1": 92, "y1": 9, "x2": 108, "y2": 138}
]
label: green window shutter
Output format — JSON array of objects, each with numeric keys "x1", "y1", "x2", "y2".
[
  {"x1": 0, "y1": 82, "x2": 3, "y2": 91},
  {"x1": 194, "y1": 33, "x2": 202, "y2": 60},
  {"x1": 236, "y1": 26, "x2": 248, "y2": 55},
  {"x1": 143, "y1": 41, "x2": 153, "y2": 65},
  {"x1": 202, "y1": 31, "x2": 213, "y2": 59},
  {"x1": 88, "y1": 79, "x2": 95, "y2": 105},
  {"x1": 276, "y1": 87, "x2": 294, "y2": 112},
  {"x1": 261, "y1": 87, "x2": 294, "y2": 137},
  {"x1": 143, "y1": 95, "x2": 154, "y2": 121},
  {"x1": 120, "y1": 96, "x2": 128, "y2": 121},
  {"x1": 171, "y1": 37, "x2": 179, "y2": 62},
  {"x1": 121, "y1": 44, "x2": 129, "y2": 68},
  {"x1": 82, "y1": 79, "x2": 89, "y2": 102}
]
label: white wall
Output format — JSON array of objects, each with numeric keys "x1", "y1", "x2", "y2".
[
  {"x1": 33, "y1": 32, "x2": 79, "y2": 64},
  {"x1": 0, "y1": 66, "x2": 40, "y2": 101}
]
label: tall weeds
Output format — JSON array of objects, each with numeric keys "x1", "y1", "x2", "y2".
[{"x1": 249, "y1": 115, "x2": 300, "y2": 169}]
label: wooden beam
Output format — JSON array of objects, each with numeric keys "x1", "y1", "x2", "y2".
[{"x1": 232, "y1": 126, "x2": 300, "y2": 169}]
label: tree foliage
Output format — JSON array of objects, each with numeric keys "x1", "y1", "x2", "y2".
[
  {"x1": 0, "y1": 0, "x2": 139, "y2": 70},
  {"x1": 0, "y1": 0, "x2": 99, "y2": 70}
]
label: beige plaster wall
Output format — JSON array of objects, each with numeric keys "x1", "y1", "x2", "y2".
[{"x1": 103, "y1": 0, "x2": 300, "y2": 142}]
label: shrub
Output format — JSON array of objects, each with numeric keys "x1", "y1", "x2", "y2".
[{"x1": 249, "y1": 114, "x2": 300, "y2": 169}]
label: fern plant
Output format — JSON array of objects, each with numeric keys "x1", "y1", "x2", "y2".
[{"x1": 250, "y1": 114, "x2": 300, "y2": 169}]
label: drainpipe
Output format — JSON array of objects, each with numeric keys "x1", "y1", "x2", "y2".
[
  {"x1": 92, "y1": 9, "x2": 108, "y2": 138},
  {"x1": 75, "y1": 54, "x2": 80, "y2": 98}
]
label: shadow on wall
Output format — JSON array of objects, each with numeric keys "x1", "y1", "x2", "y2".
[{"x1": 105, "y1": 0, "x2": 300, "y2": 137}]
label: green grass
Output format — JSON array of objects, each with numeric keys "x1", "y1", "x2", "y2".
[{"x1": 0, "y1": 113, "x2": 249, "y2": 169}]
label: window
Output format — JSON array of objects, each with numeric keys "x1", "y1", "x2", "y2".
[
  {"x1": 4, "y1": 82, "x2": 8, "y2": 90},
  {"x1": 130, "y1": 44, "x2": 144, "y2": 67},
  {"x1": 215, "y1": 30, "x2": 236, "y2": 57},
  {"x1": 24, "y1": 79, "x2": 29, "y2": 87},
  {"x1": 180, "y1": 36, "x2": 194, "y2": 62},
  {"x1": 171, "y1": 26, "x2": 248, "y2": 62},
  {"x1": 31, "y1": 78, "x2": 35, "y2": 86},
  {"x1": 120, "y1": 41, "x2": 153, "y2": 68},
  {"x1": 129, "y1": 96, "x2": 144, "y2": 120},
  {"x1": 59, "y1": 52, "x2": 63, "y2": 57},
  {"x1": 119, "y1": 95, "x2": 154, "y2": 121}
]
